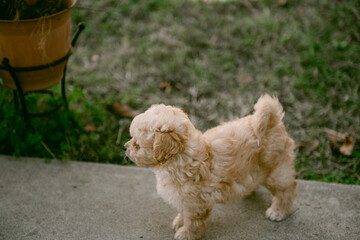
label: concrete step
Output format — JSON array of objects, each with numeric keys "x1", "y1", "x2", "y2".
[{"x1": 0, "y1": 155, "x2": 359, "y2": 240}]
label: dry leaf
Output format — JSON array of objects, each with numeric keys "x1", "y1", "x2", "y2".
[
  {"x1": 276, "y1": 0, "x2": 287, "y2": 7},
  {"x1": 326, "y1": 129, "x2": 345, "y2": 150},
  {"x1": 325, "y1": 129, "x2": 356, "y2": 156},
  {"x1": 237, "y1": 74, "x2": 253, "y2": 84},
  {"x1": 26, "y1": 0, "x2": 38, "y2": 5},
  {"x1": 297, "y1": 139, "x2": 319, "y2": 156},
  {"x1": 340, "y1": 136, "x2": 356, "y2": 156},
  {"x1": 306, "y1": 139, "x2": 319, "y2": 156},
  {"x1": 107, "y1": 102, "x2": 140, "y2": 119},
  {"x1": 159, "y1": 81, "x2": 172, "y2": 96},
  {"x1": 91, "y1": 54, "x2": 100, "y2": 62},
  {"x1": 84, "y1": 124, "x2": 97, "y2": 133}
]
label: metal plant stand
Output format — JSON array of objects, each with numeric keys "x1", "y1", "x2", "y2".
[{"x1": 0, "y1": 23, "x2": 85, "y2": 127}]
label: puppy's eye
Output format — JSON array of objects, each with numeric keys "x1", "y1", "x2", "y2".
[{"x1": 133, "y1": 141, "x2": 140, "y2": 149}]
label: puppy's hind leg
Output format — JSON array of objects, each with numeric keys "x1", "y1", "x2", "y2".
[{"x1": 264, "y1": 162, "x2": 297, "y2": 221}]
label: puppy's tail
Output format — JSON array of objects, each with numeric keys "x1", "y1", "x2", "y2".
[{"x1": 252, "y1": 94, "x2": 284, "y2": 139}]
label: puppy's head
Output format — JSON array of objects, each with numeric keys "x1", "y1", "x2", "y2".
[{"x1": 125, "y1": 104, "x2": 193, "y2": 167}]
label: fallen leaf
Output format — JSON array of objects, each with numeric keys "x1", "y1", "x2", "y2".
[
  {"x1": 107, "y1": 102, "x2": 140, "y2": 119},
  {"x1": 26, "y1": 0, "x2": 38, "y2": 6},
  {"x1": 340, "y1": 136, "x2": 356, "y2": 156},
  {"x1": 306, "y1": 139, "x2": 319, "y2": 156},
  {"x1": 297, "y1": 139, "x2": 319, "y2": 156},
  {"x1": 159, "y1": 81, "x2": 172, "y2": 96},
  {"x1": 325, "y1": 129, "x2": 356, "y2": 156},
  {"x1": 237, "y1": 74, "x2": 253, "y2": 84},
  {"x1": 84, "y1": 124, "x2": 97, "y2": 133},
  {"x1": 91, "y1": 54, "x2": 100, "y2": 62},
  {"x1": 325, "y1": 129, "x2": 344, "y2": 150},
  {"x1": 276, "y1": 0, "x2": 287, "y2": 7}
]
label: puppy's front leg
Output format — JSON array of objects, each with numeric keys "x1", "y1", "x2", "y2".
[
  {"x1": 172, "y1": 212, "x2": 184, "y2": 231},
  {"x1": 174, "y1": 207, "x2": 211, "y2": 240}
]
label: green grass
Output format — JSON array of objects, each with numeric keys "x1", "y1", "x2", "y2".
[{"x1": 0, "y1": 0, "x2": 359, "y2": 184}]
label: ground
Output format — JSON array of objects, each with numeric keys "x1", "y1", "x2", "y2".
[{"x1": 0, "y1": 0, "x2": 359, "y2": 184}]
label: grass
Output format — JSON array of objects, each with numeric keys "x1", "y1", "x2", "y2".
[{"x1": 0, "y1": 0, "x2": 359, "y2": 184}]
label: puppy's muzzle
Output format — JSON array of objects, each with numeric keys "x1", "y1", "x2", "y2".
[{"x1": 123, "y1": 145, "x2": 132, "y2": 163}]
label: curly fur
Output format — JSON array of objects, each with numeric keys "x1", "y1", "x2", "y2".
[{"x1": 125, "y1": 94, "x2": 297, "y2": 240}]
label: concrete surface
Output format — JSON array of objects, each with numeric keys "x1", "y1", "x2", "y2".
[{"x1": 0, "y1": 155, "x2": 359, "y2": 240}]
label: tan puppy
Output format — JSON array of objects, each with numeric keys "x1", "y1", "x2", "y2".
[{"x1": 125, "y1": 95, "x2": 297, "y2": 240}]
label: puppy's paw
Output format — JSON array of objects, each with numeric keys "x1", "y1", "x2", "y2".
[
  {"x1": 266, "y1": 208, "x2": 286, "y2": 222},
  {"x1": 172, "y1": 213, "x2": 184, "y2": 231},
  {"x1": 174, "y1": 226, "x2": 198, "y2": 240}
]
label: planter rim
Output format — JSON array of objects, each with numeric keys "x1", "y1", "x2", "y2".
[
  {"x1": 0, "y1": 0, "x2": 78, "y2": 92},
  {"x1": 0, "y1": 0, "x2": 77, "y2": 23}
]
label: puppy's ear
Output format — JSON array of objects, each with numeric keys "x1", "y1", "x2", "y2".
[{"x1": 153, "y1": 130, "x2": 185, "y2": 162}]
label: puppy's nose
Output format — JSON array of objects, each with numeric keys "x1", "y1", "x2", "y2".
[{"x1": 123, "y1": 145, "x2": 127, "y2": 151}]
